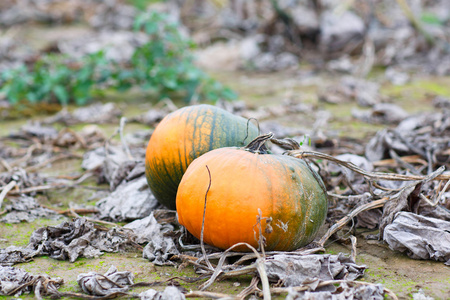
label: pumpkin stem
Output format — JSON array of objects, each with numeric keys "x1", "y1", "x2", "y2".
[
  {"x1": 245, "y1": 132, "x2": 274, "y2": 154},
  {"x1": 243, "y1": 118, "x2": 261, "y2": 145},
  {"x1": 270, "y1": 137, "x2": 300, "y2": 150}
]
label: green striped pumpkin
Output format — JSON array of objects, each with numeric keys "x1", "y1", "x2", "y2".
[
  {"x1": 176, "y1": 133, "x2": 328, "y2": 251},
  {"x1": 145, "y1": 104, "x2": 259, "y2": 210}
]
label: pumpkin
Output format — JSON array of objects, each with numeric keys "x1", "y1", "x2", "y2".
[
  {"x1": 176, "y1": 133, "x2": 328, "y2": 251},
  {"x1": 145, "y1": 104, "x2": 259, "y2": 210}
]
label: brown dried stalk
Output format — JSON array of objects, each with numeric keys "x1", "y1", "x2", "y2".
[
  {"x1": 267, "y1": 279, "x2": 398, "y2": 300},
  {"x1": 0, "y1": 180, "x2": 17, "y2": 209},
  {"x1": 40, "y1": 204, "x2": 99, "y2": 217},
  {"x1": 8, "y1": 143, "x2": 41, "y2": 168},
  {"x1": 56, "y1": 127, "x2": 88, "y2": 149},
  {"x1": 0, "y1": 157, "x2": 12, "y2": 172},
  {"x1": 68, "y1": 204, "x2": 118, "y2": 227},
  {"x1": 199, "y1": 165, "x2": 214, "y2": 271},
  {"x1": 198, "y1": 242, "x2": 271, "y2": 300},
  {"x1": 317, "y1": 198, "x2": 388, "y2": 248},
  {"x1": 236, "y1": 277, "x2": 260, "y2": 300},
  {"x1": 373, "y1": 155, "x2": 427, "y2": 167},
  {"x1": 350, "y1": 235, "x2": 357, "y2": 262},
  {"x1": 288, "y1": 150, "x2": 450, "y2": 181},
  {"x1": 119, "y1": 117, "x2": 133, "y2": 160},
  {"x1": 7, "y1": 183, "x2": 107, "y2": 196},
  {"x1": 25, "y1": 153, "x2": 82, "y2": 172},
  {"x1": 185, "y1": 291, "x2": 234, "y2": 299}
]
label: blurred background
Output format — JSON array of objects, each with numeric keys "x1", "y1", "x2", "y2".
[
  {"x1": 1, "y1": 0, "x2": 450, "y2": 142},
  {"x1": 1, "y1": 0, "x2": 449, "y2": 109}
]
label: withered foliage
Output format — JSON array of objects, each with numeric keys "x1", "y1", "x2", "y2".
[{"x1": 0, "y1": 100, "x2": 449, "y2": 299}]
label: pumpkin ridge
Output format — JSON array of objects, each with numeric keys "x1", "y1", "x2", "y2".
[
  {"x1": 190, "y1": 108, "x2": 202, "y2": 161},
  {"x1": 275, "y1": 158, "x2": 296, "y2": 249},
  {"x1": 208, "y1": 110, "x2": 218, "y2": 151},
  {"x1": 160, "y1": 151, "x2": 179, "y2": 189},
  {"x1": 182, "y1": 109, "x2": 191, "y2": 174},
  {"x1": 176, "y1": 141, "x2": 328, "y2": 251},
  {"x1": 298, "y1": 159, "x2": 316, "y2": 245}
]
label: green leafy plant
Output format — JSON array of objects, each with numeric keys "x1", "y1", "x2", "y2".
[
  {"x1": 126, "y1": 0, "x2": 163, "y2": 11},
  {"x1": 0, "y1": 11, "x2": 237, "y2": 106},
  {"x1": 0, "y1": 52, "x2": 105, "y2": 106},
  {"x1": 420, "y1": 12, "x2": 444, "y2": 26}
]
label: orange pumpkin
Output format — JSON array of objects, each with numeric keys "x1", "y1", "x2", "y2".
[
  {"x1": 176, "y1": 133, "x2": 328, "y2": 251},
  {"x1": 145, "y1": 104, "x2": 259, "y2": 210}
]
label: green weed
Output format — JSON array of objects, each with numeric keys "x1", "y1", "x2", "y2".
[{"x1": 0, "y1": 11, "x2": 237, "y2": 107}]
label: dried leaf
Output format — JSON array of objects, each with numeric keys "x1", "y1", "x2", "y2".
[
  {"x1": 139, "y1": 286, "x2": 186, "y2": 300},
  {"x1": 27, "y1": 218, "x2": 138, "y2": 262},
  {"x1": 265, "y1": 253, "x2": 366, "y2": 286},
  {"x1": 0, "y1": 195, "x2": 59, "y2": 224},
  {"x1": 96, "y1": 176, "x2": 159, "y2": 222},
  {"x1": 383, "y1": 212, "x2": 450, "y2": 264},
  {"x1": 0, "y1": 265, "x2": 63, "y2": 297},
  {"x1": 78, "y1": 265, "x2": 134, "y2": 296}
]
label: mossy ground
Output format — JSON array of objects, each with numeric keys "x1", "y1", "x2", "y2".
[{"x1": 325, "y1": 233, "x2": 450, "y2": 300}]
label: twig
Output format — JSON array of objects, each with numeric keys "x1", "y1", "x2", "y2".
[
  {"x1": 161, "y1": 98, "x2": 178, "y2": 112},
  {"x1": 388, "y1": 149, "x2": 421, "y2": 176},
  {"x1": 291, "y1": 247, "x2": 325, "y2": 255},
  {"x1": 328, "y1": 193, "x2": 371, "y2": 200},
  {"x1": 57, "y1": 291, "x2": 129, "y2": 300},
  {"x1": 350, "y1": 235, "x2": 357, "y2": 262},
  {"x1": 199, "y1": 242, "x2": 271, "y2": 300},
  {"x1": 422, "y1": 180, "x2": 450, "y2": 207},
  {"x1": 219, "y1": 264, "x2": 259, "y2": 278},
  {"x1": 104, "y1": 122, "x2": 120, "y2": 164},
  {"x1": 0, "y1": 157, "x2": 12, "y2": 172},
  {"x1": 69, "y1": 205, "x2": 117, "y2": 227},
  {"x1": 42, "y1": 205, "x2": 99, "y2": 216},
  {"x1": 8, "y1": 184, "x2": 58, "y2": 194},
  {"x1": 371, "y1": 182, "x2": 403, "y2": 192},
  {"x1": 202, "y1": 246, "x2": 325, "y2": 266},
  {"x1": 119, "y1": 117, "x2": 134, "y2": 160},
  {"x1": 236, "y1": 277, "x2": 259, "y2": 300},
  {"x1": 356, "y1": 35, "x2": 375, "y2": 78},
  {"x1": 25, "y1": 153, "x2": 82, "y2": 172},
  {"x1": 199, "y1": 165, "x2": 214, "y2": 271},
  {"x1": 177, "y1": 255, "x2": 214, "y2": 272},
  {"x1": 317, "y1": 198, "x2": 388, "y2": 248},
  {"x1": 73, "y1": 172, "x2": 95, "y2": 185},
  {"x1": 255, "y1": 256, "x2": 271, "y2": 300},
  {"x1": 436, "y1": 180, "x2": 450, "y2": 205},
  {"x1": 9, "y1": 143, "x2": 40, "y2": 168},
  {"x1": 391, "y1": 130, "x2": 427, "y2": 158},
  {"x1": 185, "y1": 291, "x2": 235, "y2": 299},
  {"x1": 255, "y1": 208, "x2": 267, "y2": 257},
  {"x1": 56, "y1": 128, "x2": 87, "y2": 149},
  {"x1": 245, "y1": 118, "x2": 261, "y2": 142},
  {"x1": 0, "y1": 180, "x2": 17, "y2": 209},
  {"x1": 267, "y1": 279, "x2": 398, "y2": 299},
  {"x1": 373, "y1": 155, "x2": 427, "y2": 167},
  {"x1": 288, "y1": 150, "x2": 450, "y2": 181},
  {"x1": 7, "y1": 183, "x2": 107, "y2": 195}
]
